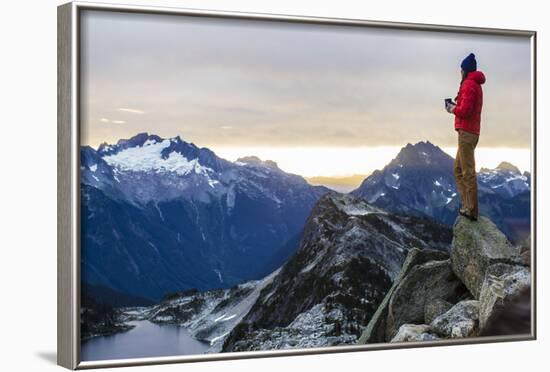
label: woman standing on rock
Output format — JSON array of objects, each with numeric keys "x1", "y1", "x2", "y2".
[{"x1": 446, "y1": 53, "x2": 486, "y2": 221}]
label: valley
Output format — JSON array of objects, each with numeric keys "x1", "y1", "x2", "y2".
[{"x1": 80, "y1": 133, "x2": 531, "y2": 360}]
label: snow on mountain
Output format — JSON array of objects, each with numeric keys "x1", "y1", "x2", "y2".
[
  {"x1": 80, "y1": 133, "x2": 330, "y2": 301},
  {"x1": 478, "y1": 162, "x2": 530, "y2": 199},
  {"x1": 102, "y1": 138, "x2": 213, "y2": 176},
  {"x1": 351, "y1": 141, "x2": 531, "y2": 242},
  {"x1": 352, "y1": 141, "x2": 456, "y2": 217},
  {"x1": 331, "y1": 194, "x2": 387, "y2": 216},
  {"x1": 122, "y1": 269, "x2": 282, "y2": 352}
]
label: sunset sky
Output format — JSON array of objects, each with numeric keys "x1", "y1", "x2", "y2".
[{"x1": 80, "y1": 10, "x2": 533, "y2": 177}]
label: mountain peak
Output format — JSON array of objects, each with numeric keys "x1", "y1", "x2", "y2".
[
  {"x1": 97, "y1": 133, "x2": 199, "y2": 157},
  {"x1": 116, "y1": 132, "x2": 163, "y2": 147},
  {"x1": 236, "y1": 156, "x2": 279, "y2": 169},
  {"x1": 323, "y1": 192, "x2": 385, "y2": 217},
  {"x1": 98, "y1": 133, "x2": 162, "y2": 154},
  {"x1": 401, "y1": 141, "x2": 443, "y2": 154},
  {"x1": 496, "y1": 161, "x2": 520, "y2": 173},
  {"x1": 404, "y1": 140, "x2": 435, "y2": 147},
  {"x1": 391, "y1": 140, "x2": 451, "y2": 168}
]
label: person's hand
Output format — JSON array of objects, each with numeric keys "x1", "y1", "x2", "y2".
[{"x1": 445, "y1": 101, "x2": 456, "y2": 114}]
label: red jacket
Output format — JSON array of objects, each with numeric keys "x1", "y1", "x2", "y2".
[{"x1": 454, "y1": 71, "x2": 486, "y2": 135}]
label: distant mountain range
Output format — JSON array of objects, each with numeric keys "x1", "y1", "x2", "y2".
[
  {"x1": 81, "y1": 133, "x2": 329, "y2": 301},
  {"x1": 81, "y1": 134, "x2": 530, "y2": 305},
  {"x1": 80, "y1": 134, "x2": 532, "y2": 352},
  {"x1": 351, "y1": 141, "x2": 530, "y2": 243},
  {"x1": 305, "y1": 174, "x2": 370, "y2": 193}
]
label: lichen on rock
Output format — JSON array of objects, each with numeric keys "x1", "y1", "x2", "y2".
[
  {"x1": 358, "y1": 248, "x2": 451, "y2": 344},
  {"x1": 361, "y1": 214, "x2": 532, "y2": 345},
  {"x1": 478, "y1": 263, "x2": 531, "y2": 335},
  {"x1": 450, "y1": 216, "x2": 522, "y2": 299},
  {"x1": 390, "y1": 324, "x2": 439, "y2": 342},
  {"x1": 430, "y1": 300, "x2": 480, "y2": 338},
  {"x1": 385, "y1": 259, "x2": 466, "y2": 341}
]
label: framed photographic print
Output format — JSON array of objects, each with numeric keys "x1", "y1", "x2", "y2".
[{"x1": 57, "y1": 1, "x2": 537, "y2": 369}]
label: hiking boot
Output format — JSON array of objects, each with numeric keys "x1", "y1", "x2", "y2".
[{"x1": 459, "y1": 208, "x2": 478, "y2": 221}]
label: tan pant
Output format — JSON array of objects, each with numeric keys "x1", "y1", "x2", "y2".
[{"x1": 454, "y1": 129, "x2": 479, "y2": 217}]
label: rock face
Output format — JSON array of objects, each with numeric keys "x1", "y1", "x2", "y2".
[
  {"x1": 357, "y1": 248, "x2": 450, "y2": 344},
  {"x1": 519, "y1": 236, "x2": 531, "y2": 266},
  {"x1": 451, "y1": 216, "x2": 521, "y2": 299},
  {"x1": 424, "y1": 299, "x2": 453, "y2": 325},
  {"x1": 391, "y1": 324, "x2": 439, "y2": 342},
  {"x1": 479, "y1": 263, "x2": 531, "y2": 335},
  {"x1": 385, "y1": 259, "x2": 467, "y2": 341},
  {"x1": 222, "y1": 193, "x2": 452, "y2": 351},
  {"x1": 430, "y1": 300, "x2": 480, "y2": 338},
  {"x1": 361, "y1": 214, "x2": 532, "y2": 345}
]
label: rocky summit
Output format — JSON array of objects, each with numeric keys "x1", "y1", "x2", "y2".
[
  {"x1": 359, "y1": 215, "x2": 532, "y2": 344},
  {"x1": 451, "y1": 216, "x2": 522, "y2": 299},
  {"x1": 221, "y1": 193, "x2": 452, "y2": 351}
]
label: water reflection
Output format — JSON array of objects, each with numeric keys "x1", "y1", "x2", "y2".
[{"x1": 81, "y1": 320, "x2": 211, "y2": 361}]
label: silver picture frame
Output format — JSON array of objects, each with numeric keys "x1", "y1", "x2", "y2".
[{"x1": 57, "y1": 1, "x2": 537, "y2": 369}]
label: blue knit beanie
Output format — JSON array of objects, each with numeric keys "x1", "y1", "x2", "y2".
[{"x1": 461, "y1": 53, "x2": 477, "y2": 73}]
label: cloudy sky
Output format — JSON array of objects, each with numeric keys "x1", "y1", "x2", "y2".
[{"x1": 80, "y1": 10, "x2": 532, "y2": 177}]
